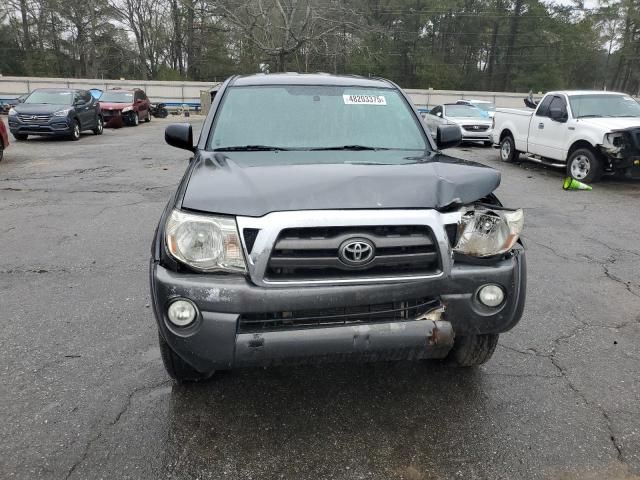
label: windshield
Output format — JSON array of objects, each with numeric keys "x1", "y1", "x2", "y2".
[
  {"x1": 472, "y1": 102, "x2": 496, "y2": 112},
  {"x1": 100, "y1": 91, "x2": 134, "y2": 103},
  {"x1": 569, "y1": 94, "x2": 640, "y2": 118},
  {"x1": 445, "y1": 105, "x2": 484, "y2": 118},
  {"x1": 209, "y1": 85, "x2": 428, "y2": 151},
  {"x1": 25, "y1": 90, "x2": 73, "y2": 105}
]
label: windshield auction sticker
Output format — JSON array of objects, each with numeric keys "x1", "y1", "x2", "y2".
[{"x1": 343, "y1": 94, "x2": 387, "y2": 105}]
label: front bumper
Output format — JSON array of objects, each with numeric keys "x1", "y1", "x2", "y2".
[
  {"x1": 102, "y1": 111, "x2": 124, "y2": 128},
  {"x1": 460, "y1": 129, "x2": 493, "y2": 141},
  {"x1": 8, "y1": 117, "x2": 72, "y2": 136},
  {"x1": 150, "y1": 248, "x2": 526, "y2": 371}
]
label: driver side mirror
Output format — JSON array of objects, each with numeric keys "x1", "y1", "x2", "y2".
[
  {"x1": 436, "y1": 124, "x2": 462, "y2": 150},
  {"x1": 165, "y1": 123, "x2": 194, "y2": 152},
  {"x1": 549, "y1": 106, "x2": 568, "y2": 123}
]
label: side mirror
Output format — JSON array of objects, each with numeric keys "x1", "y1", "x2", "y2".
[
  {"x1": 435, "y1": 124, "x2": 462, "y2": 150},
  {"x1": 549, "y1": 106, "x2": 568, "y2": 123},
  {"x1": 165, "y1": 123, "x2": 194, "y2": 152}
]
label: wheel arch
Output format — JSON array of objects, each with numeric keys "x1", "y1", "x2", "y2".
[
  {"x1": 567, "y1": 139, "x2": 598, "y2": 158},
  {"x1": 499, "y1": 128, "x2": 514, "y2": 142}
]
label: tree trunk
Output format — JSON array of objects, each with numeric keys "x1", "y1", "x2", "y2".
[
  {"x1": 501, "y1": 0, "x2": 524, "y2": 91},
  {"x1": 19, "y1": 0, "x2": 32, "y2": 74}
]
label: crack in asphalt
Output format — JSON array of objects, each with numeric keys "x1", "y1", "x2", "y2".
[
  {"x1": 64, "y1": 379, "x2": 171, "y2": 480},
  {"x1": 528, "y1": 235, "x2": 640, "y2": 301},
  {"x1": 499, "y1": 336, "x2": 626, "y2": 464}
]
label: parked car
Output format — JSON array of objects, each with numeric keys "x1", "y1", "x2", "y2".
[
  {"x1": 456, "y1": 99, "x2": 496, "y2": 118},
  {"x1": 7, "y1": 88, "x2": 103, "y2": 141},
  {"x1": 0, "y1": 118, "x2": 9, "y2": 162},
  {"x1": 492, "y1": 90, "x2": 640, "y2": 182},
  {"x1": 150, "y1": 73, "x2": 527, "y2": 382},
  {"x1": 99, "y1": 88, "x2": 151, "y2": 127},
  {"x1": 1, "y1": 94, "x2": 28, "y2": 115},
  {"x1": 423, "y1": 103, "x2": 494, "y2": 146}
]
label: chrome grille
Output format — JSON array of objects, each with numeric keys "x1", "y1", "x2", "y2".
[
  {"x1": 462, "y1": 124, "x2": 489, "y2": 132},
  {"x1": 265, "y1": 225, "x2": 440, "y2": 281},
  {"x1": 18, "y1": 114, "x2": 51, "y2": 124}
]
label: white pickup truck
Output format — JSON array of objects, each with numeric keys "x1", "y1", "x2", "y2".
[{"x1": 492, "y1": 90, "x2": 640, "y2": 182}]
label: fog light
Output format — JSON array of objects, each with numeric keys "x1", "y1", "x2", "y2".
[
  {"x1": 167, "y1": 299, "x2": 197, "y2": 327},
  {"x1": 478, "y1": 284, "x2": 504, "y2": 307}
]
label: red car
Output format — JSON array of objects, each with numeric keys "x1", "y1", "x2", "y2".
[
  {"x1": 98, "y1": 88, "x2": 151, "y2": 127},
  {"x1": 0, "y1": 118, "x2": 9, "y2": 162}
]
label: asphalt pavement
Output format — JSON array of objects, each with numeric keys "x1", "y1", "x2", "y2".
[{"x1": 1, "y1": 116, "x2": 639, "y2": 480}]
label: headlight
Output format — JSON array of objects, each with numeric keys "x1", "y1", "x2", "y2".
[
  {"x1": 165, "y1": 209, "x2": 246, "y2": 272},
  {"x1": 8, "y1": 108, "x2": 17, "y2": 116},
  {"x1": 453, "y1": 206, "x2": 523, "y2": 257},
  {"x1": 53, "y1": 108, "x2": 72, "y2": 117},
  {"x1": 122, "y1": 106, "x2": 133, "y2": 113}
]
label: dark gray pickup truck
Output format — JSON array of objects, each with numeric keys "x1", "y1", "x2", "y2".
[{"x1": 150, "y1": 73, "x2": 527, "y2": 382}]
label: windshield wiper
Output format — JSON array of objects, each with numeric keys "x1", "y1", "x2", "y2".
[
  {"x1": 310, "y1": 145, "x2": 389, "y2": 151},
  {"x1": 577, "y1": 114, "x2": 603, "y2": 118},
  {"x1": 214, "y1": 145, "x2": 291, "y2": 152}
]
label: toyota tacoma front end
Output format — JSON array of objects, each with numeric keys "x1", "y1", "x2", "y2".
[{"x1": 150, "y1": 74, "x2": 527, "y2": 382}]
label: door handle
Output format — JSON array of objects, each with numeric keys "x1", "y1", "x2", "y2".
[{"x1": 538, "y1": 123, "x2": 544, "y2": 129}]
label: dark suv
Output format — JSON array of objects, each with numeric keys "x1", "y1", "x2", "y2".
[
  {"x1": 8, "y1": 89, "x2": 103, "y2": 141},
  {"x1": 151, "y1": 73, "x2": 527, "y2": 382},
  {"x1": 99, "y1": 88, "x2": 151, "y2": 127}
]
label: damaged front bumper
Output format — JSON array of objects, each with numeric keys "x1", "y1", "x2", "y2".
[
  {"x1": 600, "y1": 127, "x2": 640, "y2": 174},
  {"x1": 150, "y1": 248, "x2": 526, "y2": 372}
]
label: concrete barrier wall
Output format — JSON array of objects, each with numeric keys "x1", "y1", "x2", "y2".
[
  {"x1": 0, "y1": 76, "x2": 219, "y2": 108},
  {"x1": 0, "y1": 75, "x2": 534, "y2": 109},
  {"x1": 405, "y1": 89, "x2": 532, "y2": 109}
]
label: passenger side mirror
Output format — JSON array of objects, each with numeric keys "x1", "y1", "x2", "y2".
[
  {"x1": 436, "y1": 124, "x2": 462, "y2": 150},
  {"x1": 549, "y1": 106, "x2": 568, "y2": 123},
  {"x1": 165, "y1": 123, "x2": 194, "y2": 152}
]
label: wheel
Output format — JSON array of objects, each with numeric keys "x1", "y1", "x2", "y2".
[
  {"x1": 567, "y1": 148, "x2": 602, "y2": 183},
  {"x1": 145, "y1": 111, "x2": 151, "y2": 123},
  {"x1": 131, "y1": 112, "x2": 139, "y2": 126},
  {"x1": 70, "y1": 120, "x2": 81, "y2": 141},
  {"x1": 499, "y1": 135, "x2": 518, "y2": 162},
  {"x1": 0, "y1": 142, "x2": 4, "y2": 162},
  {"x1": 446, "y1": 334, "x2": 499, "y2": 366},
  {"x1": 158, "y1": 333, "x2": 214, "y2": 383},
  {"x1": 93, "y1": 116, "x2": 103, "y2": 135},
  {"x1": 13, "y1": 133, "x2": 28, "y2": 141},
  {"x1": 484, "y1": 140, "x2": 493, "y2": 147}
]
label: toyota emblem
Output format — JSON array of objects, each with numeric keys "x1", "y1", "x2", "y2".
[{"x1": 339, "y1": 238, "x2": 375, "y2": 266}]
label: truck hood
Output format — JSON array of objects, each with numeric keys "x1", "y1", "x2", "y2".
[
  {"x1": 181, "y1": 150, "x2": 501, "y2": 216},
  {"x1": 577, "y1": 117, "x2": 640, "y2": 132},
  {"x1": 14, "y1": 104, "x2": 70, "y2": 115},
  {"x1": 98, "y1": 102, "x2": 132, "y2": 110}
]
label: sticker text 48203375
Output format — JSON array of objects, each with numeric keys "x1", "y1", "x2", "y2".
[{"x1": 343, "y1": 94, "x2": 387, "y2": 106}]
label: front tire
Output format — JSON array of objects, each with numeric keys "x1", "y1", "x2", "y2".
[
  {"x1": 567, "y1": 148, "x2": 602, "y2": 183},
  {"x1": 145, "y1": 111, "x2": 151, "y2": 123},
  {"x1": 70, "y1": 120, "x2": 81, "y2": 141},
  {"x1": 447, "y1": 334, "x2": 499, "y2": 366},
  {"x1": 131, "y1": 112, "x2": 139, "y2": 126},
  {"x1": 499, "y1": 135, "x2": 518, "y2": 162},
  {"x1": 0, "y1": 142, "x2": 4, "y2": 162},
  {"x1": 93, "y1": 116, "x2": 103, "y2": 135},
  {"x1": 158, "y1": 333, "x2": 214, "y2": 383}
]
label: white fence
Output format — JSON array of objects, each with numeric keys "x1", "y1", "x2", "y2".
[{"x1": 0, "y1": 75, "x2": 535, "y2": 110}]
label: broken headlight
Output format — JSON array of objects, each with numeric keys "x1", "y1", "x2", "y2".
[
  {"x1": 453, "y1": 206, "x2": 524, "y2": 257},
  {"x1": 165, "y1": 209, "x2": 246, "y2": 272}
]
